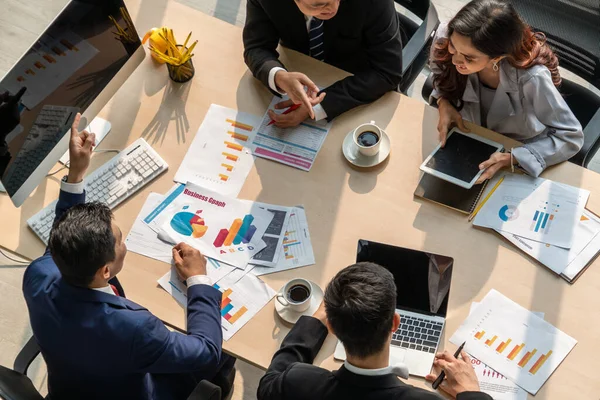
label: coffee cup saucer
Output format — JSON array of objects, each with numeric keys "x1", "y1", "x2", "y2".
[
  {"x1": 275, "y1": 280, "x2": 324, "y2": 324},
  {"x1": 342, "y1": 129, "x2": 391, "y2": 168}
]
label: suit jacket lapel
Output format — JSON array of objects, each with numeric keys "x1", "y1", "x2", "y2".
[
  {"x1": 288, "y1": 1, "x2": 309, "y2": 53},
  {"x1": 333, "y1": 366, "x2": 404, "y2": 389},
  {"x1": 487, "y1": 60, "x2": 519, "y2": 129},
  {"x1": 461, "y1": 75, "x2": 481, "y2": 125}
]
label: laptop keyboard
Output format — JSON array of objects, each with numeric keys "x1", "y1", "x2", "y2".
[{"x1": 391, "y1": 314, "x2": 442, "y2": 354}]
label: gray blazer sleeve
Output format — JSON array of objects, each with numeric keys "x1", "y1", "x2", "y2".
[{"x1": 512, "y1": 68, "x2": 584, "y2": 177}]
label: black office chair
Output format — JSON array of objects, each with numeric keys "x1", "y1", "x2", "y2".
[
  {"x1": 421, "y1": 0, "x2": 600, "y2": 168},
  {"x1": 0, "y1": 336, "x2": 229, "y2": 400},
  {"x1": 394, "y1": 0, "x2": 440, "y2": 94}
]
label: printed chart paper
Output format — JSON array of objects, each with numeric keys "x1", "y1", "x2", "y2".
[
  {"x1": 473, "y1": 174, "x2": 589, "y2": 248},
  {"x1": 213, "y1": 269, "x2": 276, "y2": 340},
  {"x1": 450, "y1": 290, "x2": 577, "y2": 394},
  {"x1": 253, "y1": 206, "x2": 316, "y2": 275},
  {"x1": 251, "y1": 95, "x2": 332, "y2": 171},
  {"x1": 174, "y1": 105, "x2": 261, "y2": 197},
  {"x1": 143, "y1": 183, "x2": 185, "y2": 233},
  {"x1": 245, "y1": 202, "x2": 292, "y2": 267},
  {"x1": 157, "y1": 259, "x2": 236, "y2": 307},
  {"x1": 468, "y1": 302, "x2": 545, "y2": 400},
  {"x1": 157, "y1": 183, "x2": 273, "y2": 269},
  {"x1": 498, "y1": 209, "x2": 600, "y2": 275}
]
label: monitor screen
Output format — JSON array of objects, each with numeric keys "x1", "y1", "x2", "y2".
[
  {"x1": 0, "y1": 0, "x2": 141, "y2": 196},
  {"x1": 356, "y1": 239, "x2": 453, "y2": 317}
]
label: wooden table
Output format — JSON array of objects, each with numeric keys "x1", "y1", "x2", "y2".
[{"x1": 1, "y1": 1, "x2": 599, "y2": 398}]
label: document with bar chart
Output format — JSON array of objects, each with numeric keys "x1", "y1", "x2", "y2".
[
  {"x1": 473, "y1": 174, "x2": 589, "y2": 248},
  {"x1": 213, "y1": 269, "x2": 277, "y2": 340},
  {"x1": 251, "y1": 95, "x2": 333, "y2": 171},
  {"x1": 156, "y1": 183, "x2": 274, "y2": 269},
  {"x1": 252, "y1": 206, "x2": 316, "y2": 276},
  {"x1": 174, "y1": 104, "x2": 261, "y2": 197},
  {"x1": 242, "y1": 202, "x2": 292, "y2": 267},
  {"x1": 450, "y1": 290, "x2": 577, "y2": 394}
]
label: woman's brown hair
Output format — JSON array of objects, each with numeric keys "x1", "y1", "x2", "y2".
[{"x1": 432, "y1": 0, "x2": 560, "y2": 106}]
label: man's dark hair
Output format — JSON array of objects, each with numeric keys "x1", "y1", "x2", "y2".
[
  {"x1": 324, "y1": 262, "x2": 397, "y2": 359},
  {"x1": 48, "y1": 203, "x2": 116, "y2": 287}
]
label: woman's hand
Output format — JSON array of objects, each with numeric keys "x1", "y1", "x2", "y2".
[
  {"x1": 437, "y1": 98, "x2": 470, "y2": 146},
  {"x1": 476, "y1": 152, "x2": 512, "y2": 184}
]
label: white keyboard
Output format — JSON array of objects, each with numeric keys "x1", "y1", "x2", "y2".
[{"x1": 28, "y1": 138, "x2": 168, "y2": 244}]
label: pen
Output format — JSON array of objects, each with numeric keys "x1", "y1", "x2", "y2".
[
  {"x1": 468, "y1": 175, "x2": 505, "y2": 222},
  {"x1": 267, "y1": 103, "x2": 302, "y2": 126},
  {"x1": 432, "y1": 341, "x2": 466, "y2": 390}
]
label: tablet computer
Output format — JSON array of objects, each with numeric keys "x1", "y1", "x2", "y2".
[{"x1": 420, "y1": 128, "x2": 503, "y2": 189}]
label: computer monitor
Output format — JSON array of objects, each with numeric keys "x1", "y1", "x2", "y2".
[{"x1": 0, "y1": 0, "x2": 144, "y2": 207}]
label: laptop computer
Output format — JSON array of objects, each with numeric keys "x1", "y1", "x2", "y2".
[{"x1": 333, "y1": 239, "x2": 454, "y2": 377}]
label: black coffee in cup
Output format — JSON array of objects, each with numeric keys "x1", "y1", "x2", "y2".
[
  {"x1": 288, "y1": 284, "x2": 310, "y2": 303},
  {"x1": 357, "y1": 131, "x2": 379, "y2": 147}
]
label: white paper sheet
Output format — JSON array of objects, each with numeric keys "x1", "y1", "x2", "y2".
[
  {"x1": 174, "y1": 104, "x2": 261, "y2": 197},
  {"x1": 468, "y1": 302, "x2": 544, "y2": 400},
  {"x1": 473, "y1": 174, "x2": 589, "y2": 248},
  {"x1": 156, "y1": 183, "x2": 273, "y2": 269},
  {"x1": 498, "y1": 209, "x2": 600, "y2": 275},
  {"x1": 252, "y1": 206, "x2": 316, "y2": 276},
  {"x1": 244, "y1": 202, "x2": 292, "y2": 267},
  {"x1": 450, "y1": 290, "x2": 577, "y2": 394},
  {"x1": 251, "y1": 95, "x2": 332, "y2": 171}
]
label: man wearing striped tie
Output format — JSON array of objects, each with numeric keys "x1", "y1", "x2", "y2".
[{"x1": 243, "y1": 0, "x2": 404, "y2": 128}]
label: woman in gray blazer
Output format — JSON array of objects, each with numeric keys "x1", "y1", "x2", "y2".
[{"x1": 429, "y1": 0, "x2": 583, "y2": 179}]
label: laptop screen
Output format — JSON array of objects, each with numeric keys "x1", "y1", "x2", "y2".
[{"x1": 356, "y1": 240, "x2": 453, "y2": 318}]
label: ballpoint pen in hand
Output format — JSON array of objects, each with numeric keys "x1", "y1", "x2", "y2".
[
  {"x1": 267, "y1": 103, "x2": 302, "y2": 126},
  {"x1": 432, "y1": 341, "x2": 466, "y2": 390}
]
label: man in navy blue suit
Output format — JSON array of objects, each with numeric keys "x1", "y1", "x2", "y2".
[{"x1": 23, "y1": 114, "x2": 234, "y2": 400}]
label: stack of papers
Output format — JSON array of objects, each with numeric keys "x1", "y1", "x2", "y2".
[
  {"x1": 473, "y1": 174, "x2": 598, "y2": 281},
  {"x1": 450, "y1": 290, "x2": 577, "y2": 394}
]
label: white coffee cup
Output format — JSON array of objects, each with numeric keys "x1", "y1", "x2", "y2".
[
  {"x1": 276, "y1": 278, "x2": 313, "y2": 313},
  {"x1": 353, "y1": 120, "x2": 382, "y2": 157}
]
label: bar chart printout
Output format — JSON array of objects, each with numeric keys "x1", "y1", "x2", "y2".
[
  {"x1": 450, "y1": 289, "x2": 577, "y2": 394},
  {"x1": 212, "y1": 271, "x2": 277, "y2": 340}
]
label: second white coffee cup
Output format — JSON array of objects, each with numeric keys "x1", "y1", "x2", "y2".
[
  {"x1": 276, "y1": 278, "x2": 313, "y2": 313},
  {"x1": 353, "y1": 120, "x2": 382, "y2": 157}
]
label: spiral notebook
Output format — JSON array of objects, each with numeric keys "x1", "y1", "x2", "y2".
[{"x1": 414, "y1": 173, "x2": 489, "y2": 214}]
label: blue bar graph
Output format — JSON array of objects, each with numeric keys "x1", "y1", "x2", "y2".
[
  {"x1": 541, "y1": 213, "x2": 550, "y2": 229},
  {"x1": 535, "y1": 213, "x2": 543, "y2": 232},
  {"x1": 233, "y1": 214, "x2": 255, "y2": 245},
  {"x1": 221, "y1": 303, "x2": 234, "y2": 316}
]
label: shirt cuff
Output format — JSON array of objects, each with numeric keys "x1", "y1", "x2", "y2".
[
  {"x1": 187, "y1": 275, "x2": 213, "y2": 287},
  {"x1": 268, "y1": 67, "x2": 287, "y2": 95},
  {"x1": 312, "y1": 103, "x2": 328, "y2": 121},
  {"x1": 60, "y1": 177, "x2": 85, "y2": 194}
]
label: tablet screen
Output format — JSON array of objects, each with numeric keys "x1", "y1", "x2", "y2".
[{"x1": 425, "y1": 133, "x2": 499, "y2": 183}]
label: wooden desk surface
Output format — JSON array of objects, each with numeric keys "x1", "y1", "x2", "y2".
[{"x1": 1, "y1": 1, "x2": 599, "y2": 398}]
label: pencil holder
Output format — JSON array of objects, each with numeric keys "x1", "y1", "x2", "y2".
[{"x1": 166, "y1": 46, "x2": 195, "y2": 83}]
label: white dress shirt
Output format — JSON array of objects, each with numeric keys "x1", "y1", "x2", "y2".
[
  {"x1": 267, "y1": 15, "x2": 328, "y2": 121},
  {"x1": 62, "y1": 177, "x2": 213, "y2": 294},
  {"x1": 344, "y1": 360, "x2": 410, "y2": 379}
]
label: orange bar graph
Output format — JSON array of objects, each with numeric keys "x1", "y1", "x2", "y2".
[
  {"x1": 222, "y1": 297, "x2": 232, "y2": 307},
  {"x1": 219, "y1": 174, "x2": 229, "y2": 181},
  {"x1": 485, "y1": 335, "x2": 498, "y2": 347},
  {"x1": 508, "y1": 343, "x2": 525, "y2": 360},
  {"x1": 223, "y1": 219, "x2": 243, "y2": 246},
  {"x1": 226, "y1": 119, "x2": 253, "y2": 131},
  {"x1": 529, "y1": 351, "x2": 552, "y2": 375},
  {"x1": 496, "y1": 338, "x2": 512, "y2": 353},
  {"x1": 224, "y1": 141, "x2": 244, "y2": 151},
  {"x1": 227, "y1": 306, "x2": 248, "y2": 324},
  {"x1": 227, "y1": 131, "x2": 249, "y2": 141},
  {"x1": 474, "y1": 331, "x2": 486, "y2": 340},
  {"x1": 518, "y1": 349, "x2": 537, "y2": 367},
  {"x1": 221, "y1": 163, "x2": 234, "y2": 172},
  {"x1": 222, "y1": 288, "x2": 233, "y2": 300},
  {"x1": 222, "y1": 152, "x2": 239, "y2": 162}
]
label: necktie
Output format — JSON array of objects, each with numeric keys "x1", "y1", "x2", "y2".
[
  {"x1": 309, "y1": 17, "x2": 325, "y2": 61},
  {"x1": 110, "y1": 284, "x2": 120, "y2": 296}
]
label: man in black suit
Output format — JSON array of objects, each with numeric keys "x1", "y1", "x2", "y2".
[
  {"x1": 257, "y1": 262, "x2": 492, "y2": 400},
  {"x1": 243, "y1": 0, "x2": 404, "y2": 127}
]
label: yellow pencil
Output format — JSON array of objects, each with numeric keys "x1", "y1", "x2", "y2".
[{"x1": 468, "y1": 175, "x2": 505, "y2": 222}]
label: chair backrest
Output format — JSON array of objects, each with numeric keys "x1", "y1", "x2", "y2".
[
  {"x1": 509, "y1": 0, "x2": 600, "y2": 89},
  {"x1": 0, "y1": 365, "x2": 44, "y2": 400}
]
